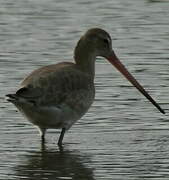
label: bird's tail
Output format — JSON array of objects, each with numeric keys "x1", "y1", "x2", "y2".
[
  {"x1": 5, "y1": 94, "x2": 19, "y2": 103},
  {"x1": 6, "y1": 93, "x2": 36, "y2": 107}
]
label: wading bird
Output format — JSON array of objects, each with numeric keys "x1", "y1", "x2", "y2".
[{"x1": 6, "y1": 28, "x2": 165, "y2": 146}]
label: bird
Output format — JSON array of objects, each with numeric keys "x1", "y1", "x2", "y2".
[{"x1": 6, "y1": 28, "x2": 165, "y2": 147}]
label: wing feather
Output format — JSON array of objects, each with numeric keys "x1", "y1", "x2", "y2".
[{"x1": 17, "y1": 62, "x2": 95, "y2": 110}]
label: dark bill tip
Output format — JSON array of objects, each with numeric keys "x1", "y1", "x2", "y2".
[{"x1": 106, "y1": 51, "x2": 165, "y2": 114}]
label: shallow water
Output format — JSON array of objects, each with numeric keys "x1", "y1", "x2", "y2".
[{"x1": 1, "y1": 0, "x2": 169, "y2": 179}]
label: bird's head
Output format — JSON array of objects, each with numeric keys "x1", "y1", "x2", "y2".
[{"x1": 76, "y1": 28, "x2": 165, "y2": 114}]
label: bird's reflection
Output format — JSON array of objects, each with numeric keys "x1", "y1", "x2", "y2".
[{"x1": 14, "y1": 144, "x2": 95, "y2": 180}]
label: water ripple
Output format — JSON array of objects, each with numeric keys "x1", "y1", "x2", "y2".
[{"x1": 1, "y1": 0, "x2": 169, "y2": 179}]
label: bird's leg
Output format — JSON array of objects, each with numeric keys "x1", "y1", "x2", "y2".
[
  {"x1": 41, "y1": 133, "x2": 45, "y2": 143},
  {"x1": 58, "y1": 128, "x2": 66, "y2": 147},
  {"x1": 38, "y1": 127, "x2": 46, "y2": 143}
]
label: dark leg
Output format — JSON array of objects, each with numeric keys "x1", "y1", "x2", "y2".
[
  {"x1": 41, "y1": 133, "x2": 45, "y2": 143},
  {"x1": 38, "y1": 127, "x2": 46, "y2": 143},
  {"x1": 58, "y1": 128, "x2": 66, "y2": 147}
]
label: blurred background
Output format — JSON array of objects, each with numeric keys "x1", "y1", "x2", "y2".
[{"x1": 0, "y1": 0, "x2": 169, "y2": 179}]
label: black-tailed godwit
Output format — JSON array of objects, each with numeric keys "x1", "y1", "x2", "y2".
[{"x1": 6, "y1": 28, "x2": 165, "y2": 146}]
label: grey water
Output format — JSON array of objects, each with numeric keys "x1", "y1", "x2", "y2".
[{"x1": 0, "y1": 0, "x2": 169, "y2": 179}]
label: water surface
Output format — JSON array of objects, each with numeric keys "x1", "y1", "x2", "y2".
[{"x1": 1, "y1": 0, "x2": 169, "y2": 179}]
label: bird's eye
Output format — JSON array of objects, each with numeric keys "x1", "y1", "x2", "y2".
[{"x1": 103, "y1": 38, "x2": 109, "y2": 44}]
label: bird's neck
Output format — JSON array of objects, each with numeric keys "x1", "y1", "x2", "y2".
[{"x1": 74, "y1": 37, "x2": 96, "y2": 78}]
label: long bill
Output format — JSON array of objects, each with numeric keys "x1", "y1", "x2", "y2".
[{"x1": 106, "y1": 51, "x2": 165, "y2": 114}]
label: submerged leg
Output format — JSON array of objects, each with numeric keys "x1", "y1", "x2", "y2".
[
  {"x1": 38, "y1": 127, "x2": 46, "y2": 143},
  {"x1": 58, "y1": 128, "x2": 66, "y2": 146}
]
